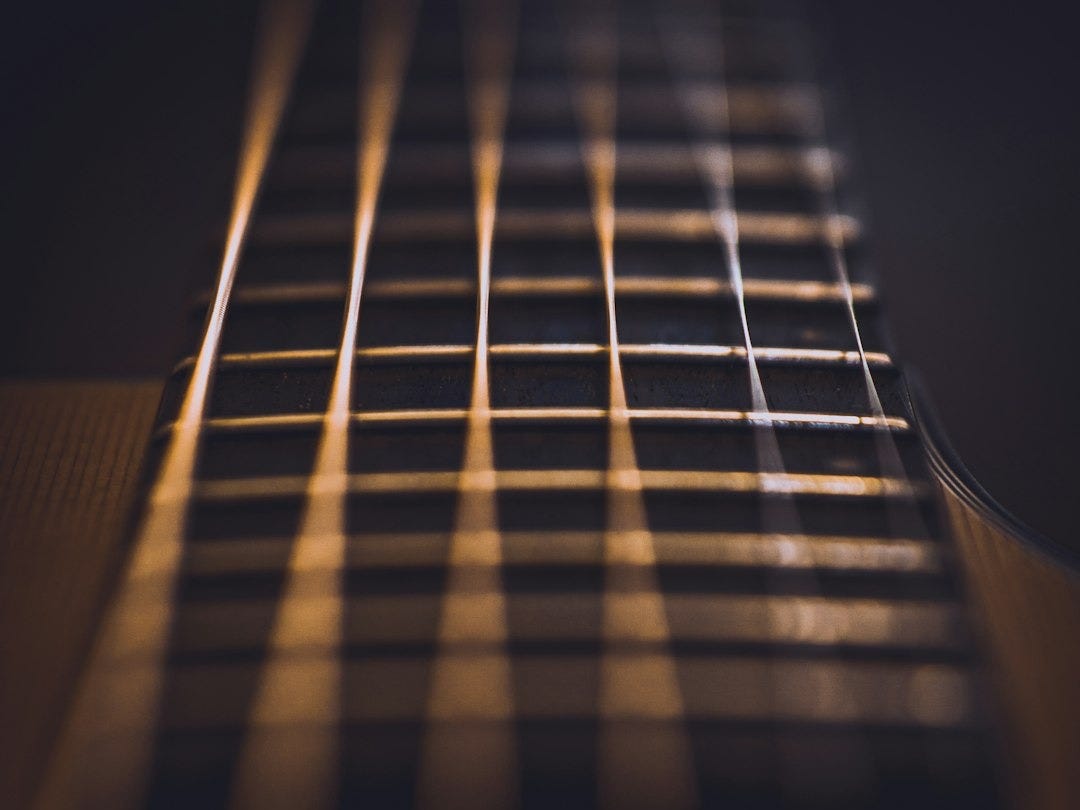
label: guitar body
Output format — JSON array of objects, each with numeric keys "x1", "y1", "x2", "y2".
[
  {"x1": 925, "y1": 427, "x2": 1080, "y2": 810},
  {"x1": 2, "y1": 0, "x2": 1077, "y2": 808},
  {"x1": 1, "y1": 381, "x2": 164, "y2": 810}
]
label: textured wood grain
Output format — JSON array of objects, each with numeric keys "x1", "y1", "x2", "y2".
[
  {"x1": 0, "y1": 379, "x2": 162, "y2": 810},
  {"x1": 944, "y1": 490, "x2": 1080, "y2": 810}
]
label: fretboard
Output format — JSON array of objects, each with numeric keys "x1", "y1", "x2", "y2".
[{"x1": 43, "y1": 1, "x2": 1002, "y2": 808}]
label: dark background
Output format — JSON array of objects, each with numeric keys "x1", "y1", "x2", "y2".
[{"x1": 3, "y1": 1, "x2": 1077, "y2": 550}]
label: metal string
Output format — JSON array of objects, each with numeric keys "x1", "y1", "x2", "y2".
[
  {"x1": 417, "y1": 1, "x2": 521, "y2": 807},
  {"x1": 227, "y1": 2, "x2": 416, "y2": 808},
  {"x1": 810, "y1": 103, "x2": 927, "y2": 540},
  {"x1": 567, "y1": 4, "x2": 699, "y2": 807},
  {"x1": 655, "y1": 3, "x2": 878, "y2": 801},
  {"x1": 33, "y1": 3, "x2": 315, "y2": 808}
]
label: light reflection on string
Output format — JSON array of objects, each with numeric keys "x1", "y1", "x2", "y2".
[
  {"x1": 417, "y1": 1, "x2": 520, "y2": 807},
  {"x1": 656, "y1": 6, "x2": 880, "y2": 801},
  {"x1": 33, "y1": 3, "x2": 314, "y2": 808},
  {"x1": 811, "y1": 132, "x2": 929, "y2": 541},
  {"x1": 569, "y1": 5, "x2": 699, "y2": 808},
  {"x1": 228, "y1": 2, "x2": 415, "y2": 808}
]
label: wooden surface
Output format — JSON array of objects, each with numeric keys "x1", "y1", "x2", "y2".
[
  {"x1": 944, "y1": 489, "x2": 1080, "y2": 810},
  {"x1": 0, "y1": 379, "x2": 162, "y2": 810}
]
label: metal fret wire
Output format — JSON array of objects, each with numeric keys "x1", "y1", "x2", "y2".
[
  {"x1": 272, "y1": 141, "x2": 843, "y2": 186},
  {"x1": 250, "y1": 206, "x2": 861, "y2": 244},
  {"x1": 417, "y1": 1, "x2": 520, "y2": 807},
  {"x1": 158, "y1": 409, "x2": 911, "y2": 440},
  {"x1": 179, "y1": 344, "x2": 895, "y2": 372},
  {"x1": 571, "y1": 5, "x2": 699, "y2": 807},
  {"x1": 191, "y1": 470, "x2": 927, "y2": 501},
  {"x1": 33, "y1": 3, "x2": 315, "y2": 808},
  {"x1": 182, "y1": 532, "x2": 944, "y2": 578},
  {"x1": 229, "y1": 2, "x2": 416, "y2": 808},
  {"x1": 205, "y1": 275, "x2": 880, "y2": 305}
]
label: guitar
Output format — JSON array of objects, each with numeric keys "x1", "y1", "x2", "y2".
[{"x1": 3, "y1": 0, "x2": 1078, "y2": 807}]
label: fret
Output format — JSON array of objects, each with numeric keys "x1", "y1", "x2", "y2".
[
  {"x1": 183, "y1": 532, "x2": 944, "y2": 578},
  {"x1": 287, "y1": 80, "x2": 823, "y2": 141},
  {"x1": 232, "y1": 238, "x2": 869, "y2": 287},
  {"x1": 273, "y1": 143, "x2": 842, "y2": 189},
  {"x1": 174, "y1": 345, "x2": 893, "y2": 375},
  {"x1": 165, "y1": 595, "x2": 967, "y2": 658},
  {"x1": 401, "y1": 20, "x2": 807, "y2": 82},
  {"x1": 154, "y1": 409, "x2": 912, "y2": 443},
  {"x1": 302, "y1": 11, "x2": 808, "y2": 83},
  {"x1": 180, "y1": 493, "x2": 936, "y2": 558},
  {"x1": 157, "y1": 655, "x2": 979, "y2": 728},
  {"x1": 163, "y1": 359, "x2": 907, "y2": 418},
  {"x1": 248, "y1": 208, "x2": 861, "y2": 246},
  {"x1": 207, "y1": 276, "x2": 877, "y2": 304},
  {"x1": 203, "y1": 275, "x2": 886, "y2": 357},
  {"x1": 188, "y1": 417, "x2": 928, "y2": 493},
  {"x1": 475, "y1": 658, "x2": 977, "y2": 724},
  {"x1": 190, "y1": 470, "x2": 926, "y2": 502}
]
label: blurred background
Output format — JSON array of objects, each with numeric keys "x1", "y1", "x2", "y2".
[{"x1": 3, "y1": 0, "x2": 1077, "y2": 550}]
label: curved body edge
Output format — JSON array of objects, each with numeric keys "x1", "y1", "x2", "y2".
[{"x1": 912, "y1": 382, "x2": 1080, "y2": 810}]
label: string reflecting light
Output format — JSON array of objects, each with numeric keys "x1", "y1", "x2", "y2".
[
  {"x1": 417, "y1": 1, "x2": 520, "y2": 807},
  {"x1": 229, "y1": 2, "x2": 416, "y2": 808},
  {"x1": 569, "y1": 7, "x2": 699, "y2": 808},
  {"x1": 656, "y1": 9, "x2": 880, "y2": 798},
  {"x1": 34, "y1": 3, "x2": 314, "y2": 808}
]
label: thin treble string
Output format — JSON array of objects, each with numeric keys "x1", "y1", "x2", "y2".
[
  {"x1": 806, "y1": 91, "x2": 944, "y2": 787},
  {"x1": 33, "y1": 3, "x2": 315, "y2": 808},
  {"x1": 810, "y1": 107, "x2": 927, "y2": 539},
  {"x1": 229, "y1": 2, "x2": 416, "y2": 808},
  {"x1": 656, "y1": 7, "x2": 787, "y2": 485},
  {"x1": 566, "y1": 4, "x2": 698, "y2": 808},
  {"x1": 656, "y1": 4, "x2": 805, "y2": 555},
  {"x1": 655, "y1": 2, "x2": 879, "y2": 799},
  {"x1": 417, "y1": 1, "x2": 520, "y2": 807}
]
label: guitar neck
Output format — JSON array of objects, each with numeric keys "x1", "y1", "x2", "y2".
[{"x1": 40, "y1": 1, "x2": 1004, "y2": 808}]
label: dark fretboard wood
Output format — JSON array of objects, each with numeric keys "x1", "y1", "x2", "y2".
[{"x1": 39, "y1": 1, "x2": 1004, "y2": 808}]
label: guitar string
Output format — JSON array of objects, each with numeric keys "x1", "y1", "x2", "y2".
[
  {"x1": 567, "y1": 4, "x2": 699, "y2": 807},
  {"x1": 32, "y1": 3, "x2": 315, "y2": 808},
  {"x1": 228, "y1": 2, "x2": 416, "y2": 808},
  {"x1": 798, "y1": 19, "x2": 952, "y2": 781},
  {"x1": 809, "y1": 97, "x2": 928, "y2": 541},
  {"x1": 804, "y1": 76, "x2": 948, "y2": 780},
  {"x1": 656, "y1": 11, "x2": 801, "y2": 531},
  {"x1": 416, "y1": 1, "x2": 521, "y2": 807},
  {"x1": 655, "y1": 2, "x2": 879, "y2": 798}
]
